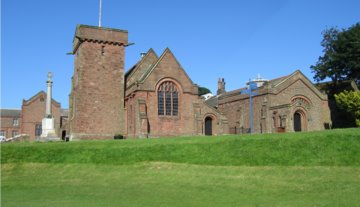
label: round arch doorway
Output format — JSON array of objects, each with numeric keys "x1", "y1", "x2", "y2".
[
  {"x1": 293, "y1": 110, "x2": 306, "y2": 132},
  {"x1": 204, "y1": 116, "x2": 213, "y2": 136}
]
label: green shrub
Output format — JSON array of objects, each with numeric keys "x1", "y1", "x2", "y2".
[{"x1": 335, "y1": 90, "x2": 360, "y2": 126}]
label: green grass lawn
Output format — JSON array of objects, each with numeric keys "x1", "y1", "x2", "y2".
[{"x1": 2, "y1": 128, "x2": 360, "y2": 206}]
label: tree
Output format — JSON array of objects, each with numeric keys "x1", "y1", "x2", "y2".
[
  {"x1": 311, "y1": 23, "x2": 360, "y2": 87},
  {"x1": 334, "y1": 91, "x2": 360, "y2": 126},
  {"x1": 198, "y1": 86, "x2": 211, "y2": 96}
]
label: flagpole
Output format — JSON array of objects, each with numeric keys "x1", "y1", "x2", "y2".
[{"x1": 99, "y1": 0, "x2": 102, "y2": 27}]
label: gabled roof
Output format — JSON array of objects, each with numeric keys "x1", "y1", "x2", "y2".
[
  {"x1": 0, "y1": 109, "x2": 21, "y2": 117},
  {"x1": 22, "y1": 91, "x2": 61, "y2": 106},
  {"x1": 125, "y1": 48, "x2": 158, "y2": 78},
  {"x1": 266, "y1": 75, "x2": 289, "y2": 88},
  {"x1": 125, "y1": 48, "x2": 158, "y2": 89},
  {"x1": 216, "y1": 75, "x2": 289, "y2": 101},
  {"x1": 137, "y1": 48, "x2": 195, "y2": 85},
  {"x1": 214, "y1": 70, "x2": 327, "y2": 105},
  {"x1": 268, "y1": 70, "x2": 327, "y2": 100}
]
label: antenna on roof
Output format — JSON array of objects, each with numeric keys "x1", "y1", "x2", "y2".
[{"x1": 98, "y1": 0, "x2": 102, "y2": 27}]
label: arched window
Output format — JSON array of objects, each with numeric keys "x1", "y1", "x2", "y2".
[{"x1": 158, "y1": 81, "x2": 179, "y2": 116}]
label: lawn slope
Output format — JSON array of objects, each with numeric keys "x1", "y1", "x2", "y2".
[
  {"x1": 2, "y1": 128, "x2": 360, "y2": 166},
  {"x1": 2, "y1": 128, "x2": 360, "y2": 207}
]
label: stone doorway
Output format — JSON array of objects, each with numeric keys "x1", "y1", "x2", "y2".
[
  {"x1": 294, "y1": 111, "x2": 302, "y2": 132},
  {"x1": 205, "y1": 116, "x2": 213, "y2": 136}
]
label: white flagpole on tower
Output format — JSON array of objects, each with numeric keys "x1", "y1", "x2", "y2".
[{"x1": 99, "y1": 0, "x2": 102, "y2": 27}]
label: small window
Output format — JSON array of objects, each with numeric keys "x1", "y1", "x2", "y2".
[
  {"x1": 35, "y1": 124, "x2": 42, "y2": 136},
  {"x1": 13, "y1": 118, "x2": 19, "y2": 127},
  {"x1": 101, "y1": 45, "x2": 105, "y2": 55},
  {"x1": 0, "y1": 130, "x2": 6, "y2": 137},
  {"x1": 282, "y1": 116, "x2": 286, "y2": 127},
  {"x1": 273, "y1": 117, "x2": 276, "y2": 128}
]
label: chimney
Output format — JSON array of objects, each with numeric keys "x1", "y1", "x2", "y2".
[
  {"x1": 217, "y1": 78, "x2": 226, "y2": 95},
  {"x1": 140, "y1": 52, "x2": 146, "y2": 58}
]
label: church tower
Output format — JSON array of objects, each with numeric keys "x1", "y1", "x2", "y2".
[{"x1": 69, "y1": 25, "x2": 128, "y2": 140}]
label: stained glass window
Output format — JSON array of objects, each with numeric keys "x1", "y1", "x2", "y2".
[
  {"x1": 158, "y1": 91, "x2": 164, "y2": 115},
  {"x1": 158, "y1": 81, "x2": 179, "y2": 116}
]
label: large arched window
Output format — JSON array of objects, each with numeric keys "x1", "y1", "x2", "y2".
[{"x1": 158, "y1": 81, "x2": 179, "y2": 116}]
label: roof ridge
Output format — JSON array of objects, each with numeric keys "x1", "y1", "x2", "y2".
[
  {"x1": 125, "y1": 48, "x2": 158, "y2": 79},
  {"x1": 138, "y1": 48, "x2": 195, "y2": 86},
  {"x1": 22, "y1": 91, "x2": 61, "y2": 106}
]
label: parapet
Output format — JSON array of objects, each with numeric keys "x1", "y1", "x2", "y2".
[{"x1": 72, "y1": 24, "x2": 128, "y2": 53}]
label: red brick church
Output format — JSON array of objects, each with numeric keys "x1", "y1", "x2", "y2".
[
  {"x1": 68, "y1": 25, "x2": 228, "y2": 140},
  {"x1": 67, "y1": 25, "x2": 331, "y2": 140},
  {"x1": 0, "y1": 24, "x2": 332, "y2": 141}
]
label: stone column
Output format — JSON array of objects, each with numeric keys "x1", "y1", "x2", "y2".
[
  {"x1": 39, "y1": 72, "x2": 60, "y2": 141},
  {"x1": 46, "y1": 72, "x2": 52, "y2": 117}
]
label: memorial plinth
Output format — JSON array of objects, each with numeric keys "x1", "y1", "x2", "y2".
[{"x1": 38, "y1": 72, "x2": 60, "y2": 142}]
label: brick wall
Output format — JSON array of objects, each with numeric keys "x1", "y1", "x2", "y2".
[
  {"x1": 0, "y1": 116, "x2": 21, "y2": 138},
  {"x1": 268, "y1": 79, "x2": 330, "y2": 132},
  {"x1": 21, "y1": 92, "x2": 61, "y2": 141},
  {"x1": 69, "y1": 25, "x2": 128, "y2": 140},
  {"x1": 125, "y1": 49, "x2": 228, "y2": 138},
  {"x1": 218, "y1": 71, "x2": 331, "y2": 134}
]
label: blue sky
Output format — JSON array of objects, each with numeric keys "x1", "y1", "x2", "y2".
[{"x1": 2, "y1": 0, "x2": 360, "y2": 109}]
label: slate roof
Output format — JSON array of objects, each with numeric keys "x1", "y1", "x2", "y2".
[
  {"x1": 125, "y1": 48, "x2": 197, "y2": 95},
  {"x1": 205, "y1": 96, "x2": 218, "y2": 108},
  {"x1": 0, "y1": 109, "x2": 21, "y2": 117},
  {"x1": 60, "y1": 109, "x2": 69, "y2": 117},
  {"x1": 207, "y1": 70, "x2": 327, "y2": 109},
  {"x1": 266, "y1": 75, "x2": 289, "y2": 88},
  {"x1": 125, "y1": 48, "x2": 158, "y2": 85}
]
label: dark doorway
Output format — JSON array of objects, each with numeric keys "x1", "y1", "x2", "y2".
[
  {"x1": 205, "y1": 117, "x2": 213, "y2": 136},
  {"x1": 61, "y1": 130, "x2": 66, "y2": 140},
  {"x1": 294, "y1": 112, "x2": 302, "y2": 132}
]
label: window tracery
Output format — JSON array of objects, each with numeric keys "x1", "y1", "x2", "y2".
[{"x1": 158, "y1": 81, "x2": 179, "y2": 116}]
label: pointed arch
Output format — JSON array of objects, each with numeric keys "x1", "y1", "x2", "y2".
[
  {"x1": 203, "y1": 113, "x2": 218, "y2": 136},
  {"x1": 156, "y1": 78, "x2": 182, "y2": 116}
]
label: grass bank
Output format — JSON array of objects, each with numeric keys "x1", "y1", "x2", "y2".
[
  {"x1": 2, "y1": 128, "x2": 360, "y2": 166},
  {"x1": 2, "y1": 128, "x2": 360, "y2": 206}
]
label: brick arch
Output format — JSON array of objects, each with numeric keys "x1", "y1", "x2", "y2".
[
  {"x1": 291, "y1": 95, "x2": 312, "y2": 109},
  {"x1": 292, "y1": 108, "x2": 308, "y2": 132},
  {"x1": 290, "y1": 95, "x2": 311, "y2": 132},
  {"x1": 203, "y1": 113, "x2": 218, "y2": 122},
  {"x1": 155, "y1": 78, "x2": 183, "y2": 94},
  {"x1": 155, "y1": 78, "x2": 183, "y2": 117},
  {"x1": 203, "y1": 113, "x2": 218, "y2": 136}
]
